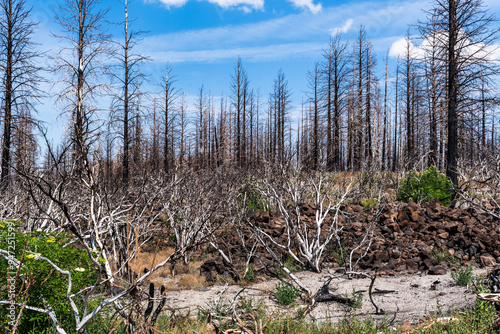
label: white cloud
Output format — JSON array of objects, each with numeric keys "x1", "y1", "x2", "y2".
[
  {"x1": 389, "y1": 37, "x2": 423, "y2": 59},
  {"x1": 207, "y1": 0, "x2": 264, "y2": 10},
  {"x1": 493, "y1": 45, "x2": 500, "y2": 61},
  {"x1": 288, "y1": 0, "x2": 322, "y2": 14},
  {"x1": 147, "y1": 42, "x2": 324, "y2": 63},
  {"x1": 390, "y1": 30, "x2": 500, "y2": 63},
  {"x1": 388, "y1": 38, "x2": 406, "y2": 58},
  {"x1": 156, "y1": 0, "x2": 189, "y2": 8},
  {"x1": 330, "y1": 18, "x2": 354, "y2": 35},
  {"x1": 153, "y1": 0, "x2": 263, "y2": 10}
]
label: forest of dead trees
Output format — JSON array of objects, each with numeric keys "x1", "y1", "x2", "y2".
[
  {"x1": 0, "y1": 0, "x2": 499, "y2": 190},
  {"x1": 2, "y1": 1, "x2": 500, "y2": 333}
]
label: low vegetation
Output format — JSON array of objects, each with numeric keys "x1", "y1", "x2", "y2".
[
  {"x1": 274, "y1": 281, "x2": 300, "y2": 306},
  {"x1": 451, "y1": 265, "x2": 475, "y2": 287},
  {"x1": 0, "y1": 223, "x2": 99, "y2": 333},
  {"x1": 397, "y1": 167, "x2": 454, "y2": 206},
  {"x1": 62, "y1": 294, "x2": 498, "y2": 334}
]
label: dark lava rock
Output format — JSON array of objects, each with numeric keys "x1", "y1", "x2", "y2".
[{"x1": 428, "y1": 266, "x2": 448, "y2": 275}]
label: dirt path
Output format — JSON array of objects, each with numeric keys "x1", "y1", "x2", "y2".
[{"x1": 162, "y1": 268, "x2": 488, "y2": 325}]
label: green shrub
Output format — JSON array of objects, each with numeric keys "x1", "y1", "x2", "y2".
[
  {"x1": 451, "y1": 265, "x2": 474, "y2": 286},
  {"x1": 243, "y1": 264, "x2": 256, "y2": 282},
  {"x1": 346, "y1": 288, "x2": 363, "y2": 309},
  {"x1": 397, "y1": 167, "x2": 454, "y2": 206},
  {"x1": 238, "y1": 177, "x2": 270, "y2": 212},
  {"x1": 360, "y1": 197, "x2": 378, "y2": 210},
  {"x1": 0, "y1": 221, "x2": 99, "y2": 333},
  {"x1": 274, "y1": 281, "x2": 300, "y2": 306},
  {"x1": 332, "y1": 245, "x2": 348, "y2": 267},
  {"x1": 431, "y1": 249, "x2": 457, "y2": 264},
  {"x1": 472, "y1": 280, "x2": 496, "y2": 316}
]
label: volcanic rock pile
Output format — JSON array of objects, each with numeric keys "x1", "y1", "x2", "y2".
[
  {"x1": 251, "y1": 199, "x2": 499, "y2": 276},
  {"x1": 345, "y1": 199, "x2": 500, "y2": 275}
]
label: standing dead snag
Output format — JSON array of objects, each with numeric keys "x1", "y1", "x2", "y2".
[
  {"x1": 52, "y1": 0, "x2": 111, "y2": 175},
  {"x1": 0, "y1": 0, "x2": 43, "y2": 188}
]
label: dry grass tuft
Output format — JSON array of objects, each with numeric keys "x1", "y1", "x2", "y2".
[
  {"x1": 177, "y1": 274, "x2": 206, "y2": 290},
  {"x1": 127, "y1": 247, "x2": 175, "y2": 283}
]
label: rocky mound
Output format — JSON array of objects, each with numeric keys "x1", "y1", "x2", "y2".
[
  {"x1": 250, "y1": 199, "x2": 499, "y2": 277},
  {"x1": 343, "y1": 199, "x2": 499, "y2": 275}
]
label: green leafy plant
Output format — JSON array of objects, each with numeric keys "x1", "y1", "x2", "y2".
[
  {"x1": 238, "y1": 177, "x2": 270, "y2": 212},
  {"x1": 431, "y1": 249, "x2": 457, "y2": 264},
  {"x1": 472, "y1": 280, "x2": 495, "y2": 316},
  {"x1": 346, "y1": 288, "x2": 363, "y2": 309},
  {"x1": 0, "y1": 222, "x2": 99, "y2": 333},
  {"x1": 274, "y1": 281, "x2": 300, "y2": 306},
  {"x1": 397, "y1": 167, "x2": 454, "y2": 206},
  {"x1": 332, "y1": 245, "x2": 348, "y2": 267},
  {"x1": 451, "y1": 265, "x2": 474, "y2": 286},
  {"x1": 243, "y1": 264, "x2": 256, "y2": 283}
]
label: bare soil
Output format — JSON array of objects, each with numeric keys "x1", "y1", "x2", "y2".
[{"x1": 159, "y1": 267, "x2": 488, "y2": 325}]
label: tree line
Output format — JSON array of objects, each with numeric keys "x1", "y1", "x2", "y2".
[{"x1": 0, "y1": 0, "x2": 499, "y2": 191}]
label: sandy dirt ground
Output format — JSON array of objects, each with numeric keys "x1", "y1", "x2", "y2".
[{"x1": 161, "y1": 267, "x2": 489, "y2": 325}]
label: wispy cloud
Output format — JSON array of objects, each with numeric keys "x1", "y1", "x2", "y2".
[
  {"x1": 288, "y1": 0, "x2": 322, "y2": 14},
  {"x1": 147, "y1": 42, "x2": 324, "y2": 63},
  {"x1": 155, "y1": 0, "x2": 189, "y2": 8},
  {"x1": 139, "y1": 0, "x2": 433, "y2": 63},
  {"x1": 207, "y1": 0, "x2": 264, "y2": 10},
  {"x1": 152, "y1": 0, "x2": 263, "y2": 10},
  {"x1": 330, "y1": 18, "x2": 354, "y2": 35}
]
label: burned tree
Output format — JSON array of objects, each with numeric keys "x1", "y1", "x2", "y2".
[
  {"x1": 322, "y1": 34, "x2": 350, "y2": 171},
  {"x1": 0, "y1": 0, "x2": 42, "y2": 188},
  {"x1": 111, "y1": 0, "x2": 148, "y2": 189},
  {"x1": 53, "y1": 0, "x2": 110, "y2": 175},
  {"x1": 159, "y1": 64, "x2": 178, "y2": 174},
  {"x1": 420, "y1": 0, "x2": 499, "y2": 185}
]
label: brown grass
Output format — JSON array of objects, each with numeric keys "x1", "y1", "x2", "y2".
[
  {"x1": 127, "y1": 247, "x2": 175, "y2": 284},
  {"x1": 177, "y1": 274, "x2": 206, "y2": 290}
]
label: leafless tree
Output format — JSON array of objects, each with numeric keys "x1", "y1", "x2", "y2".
[
  {"x1": 110, "y1": 0, "x2": 149, "y2": 189},
  {"x1": 0, "y1": 0, "x2": 42, "y2": 188},
  {"x1": 159, "y1": 63, "x2": 178, "y2": 174},
  {"x1": 52, "y1": 0, "x2": 110, "y2": 175},
  {"x1": 419, "y1": 0, "x2": 499, "y2": 185},
  {"x1": 231, "y1": 57, "x2": 249, "y2": 167},
  {"x1": 307, "y1": 62, "x2": 321, "y2": 170},
  {"x1": 322, "y1": 34, "x2": 350, "y2": 171}
]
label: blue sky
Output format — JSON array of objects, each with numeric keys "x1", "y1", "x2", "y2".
[{"x1": 30, "y1": 0, "x2": 500, "y2": 143}]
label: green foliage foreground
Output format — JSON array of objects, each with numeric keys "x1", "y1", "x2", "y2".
[
  {"x1": 96, "y1": 296, "x2": 498, "y2": 334},
  {"x1": 0, "y1": 221, "x2": 99, "y2": 334}
]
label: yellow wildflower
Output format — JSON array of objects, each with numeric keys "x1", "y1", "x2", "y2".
[{"x1": 26, "y1": 253, "x2": 41, "y2": 259}]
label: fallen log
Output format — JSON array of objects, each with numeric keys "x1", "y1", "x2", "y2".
[{"x1": 314, "y1": 283, "x2": 359, "y2": 306}]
